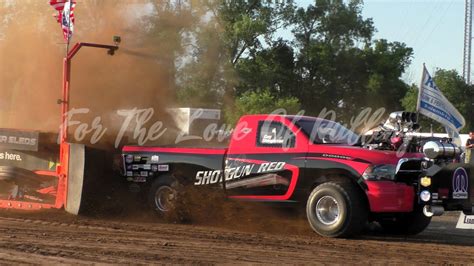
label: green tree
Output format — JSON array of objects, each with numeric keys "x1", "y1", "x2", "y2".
[
  {"x1": 401, "y1": 84, "x2": 418, "y2": 112},
  {"x1": 177, "y1": 0, "x2": 414, "y2": 126},
  {"x1": 214, "y1": 0, "x2": 294, "y2": 66},
  {"x1": 363, "y1": 40, "x2": 413, "y2": 111},
  {"x1": 176, "y1": 0, "x2": 295, "y2": 107},
  {"x1": 225, "y1": 89, "x2": 301, "y2": 125},
  {"x1": 289, "y1": 0, "x2": 412, "y2": 120},
  {"x1": 235, "y1": 39, "x2": 297, "y2": 97}
]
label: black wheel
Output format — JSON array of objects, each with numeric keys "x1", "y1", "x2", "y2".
[
  {"x1": 378, "y1": 207, "x2": 431, "y2": 235},
  {"x1": 148, "y1": 175, "x2": 180, "y2": 220},
  {"x1": 306, "y1": 182, "x2": 367, "y2": 238}
]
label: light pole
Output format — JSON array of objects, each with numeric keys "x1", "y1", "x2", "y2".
[{"x1": 56, "y1": 37, "x2": 120, "y2": 209}]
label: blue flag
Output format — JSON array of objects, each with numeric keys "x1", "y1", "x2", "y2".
[{"x1": 417, "y1": 66, "x2": 466, "y2": 132}]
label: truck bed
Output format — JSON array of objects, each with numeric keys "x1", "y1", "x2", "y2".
[{"x1": 122, "y1": 146, "x2": 227, "y2": 184}]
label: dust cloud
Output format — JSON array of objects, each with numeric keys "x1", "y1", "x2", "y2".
[{"x1": 0, "y1": 0, "x2": 195, "y2": 146}]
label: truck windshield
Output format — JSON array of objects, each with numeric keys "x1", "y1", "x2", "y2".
[{"x1": 294, "y1": 119, "x2": 359, "y2": 145}]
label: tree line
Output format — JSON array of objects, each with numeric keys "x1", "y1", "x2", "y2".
[
  {"x1": 175, "y1": 0, "x2": 414, "y2": 126},
  {"x1": 1, "y1": 0, "x2": 472, "y2": 133},
  {"x1": 173, "y1": 0, "x2": 472, "y2": 132}
]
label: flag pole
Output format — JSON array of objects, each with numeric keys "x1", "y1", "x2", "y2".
[
  {"x1": 61, "y1": 0, "x2": 72, "y2": 146},
  {"x1": 416, "y1": 63, "x2": 425, "y2": 124},
  {"x1": 66, "y1": 35, "x2": 70, "y2": 56}
]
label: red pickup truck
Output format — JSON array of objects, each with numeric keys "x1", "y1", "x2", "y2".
[{"x1": 122, "y1": 113, "x2": 473, "y2": 237}]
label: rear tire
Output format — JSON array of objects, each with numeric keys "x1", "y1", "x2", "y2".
[
  {"x1": 148, "y1": 175, "x2": 181, "y2": 220},
  {"x1": 306, "y1": 182, "x2": 367, "y2": 238},
  {"x1": 378, "y1": 207, "x2": 431, "y2": 235}
]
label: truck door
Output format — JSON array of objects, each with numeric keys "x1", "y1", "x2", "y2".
[{"x1": 224, "y1": 115, "x2": 309, "y2": 201}]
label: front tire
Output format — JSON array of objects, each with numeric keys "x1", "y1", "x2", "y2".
[{"x1": 306, "y1": 182, "x2": 367, "y2": 238}]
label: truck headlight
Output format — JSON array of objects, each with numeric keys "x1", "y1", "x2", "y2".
[
  {"x1": 420, "y1": 190, "x2": 431, "y2": 202},
  {"x1": 362, "y1": 164, "x2": 396, "y2": 181}
]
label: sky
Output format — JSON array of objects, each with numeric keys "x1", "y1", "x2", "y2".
[
  {"x1": 0, "y1": 0, "x2": 465, "y2": 86},
  {"x1": 296, "y1": 0, "x2": 465, "y2": 85}
]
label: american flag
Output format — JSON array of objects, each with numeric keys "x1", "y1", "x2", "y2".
[{"x1": 49, "y1": 0, "x2": 76, "y2": 42}]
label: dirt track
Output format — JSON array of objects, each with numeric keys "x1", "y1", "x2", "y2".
[{"x1": 0, "y1": 210, "x2": 473, "y2": 264}]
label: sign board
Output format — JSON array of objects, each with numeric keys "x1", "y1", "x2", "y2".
[
  {"x1": 0, "y1": 149, "x2": 56, "y2": 171},
  {"x1": 0, "y1": 128, "x2": 39, "y2": 151},
  {"x1": 456, "y1": 213, "x2": 474, "y2": 229},
  {"x1": 167, "y1": 108, "x2": 221, "y2": 134}
]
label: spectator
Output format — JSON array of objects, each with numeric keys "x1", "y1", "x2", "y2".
[{"x1": 466, "y1": 131, "x2": 474, "y2": 163}]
